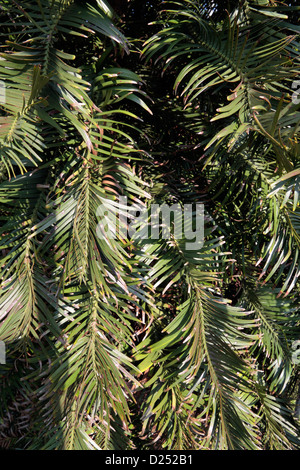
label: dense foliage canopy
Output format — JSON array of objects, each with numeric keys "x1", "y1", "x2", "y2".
[{"x1": 0, "y1": 0, "x2": 300, "y2": 450}]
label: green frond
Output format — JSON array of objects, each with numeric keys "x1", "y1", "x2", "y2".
[{"x1": 1, "y1": 0, "x2": 299, "y2": 451}]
